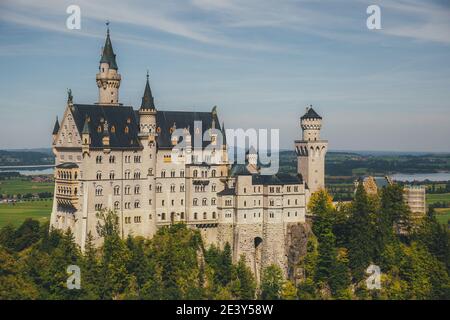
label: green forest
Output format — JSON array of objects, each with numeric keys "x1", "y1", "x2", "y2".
[{"x1": 0, "y1": 184, "x2": 449, "y2": 300}]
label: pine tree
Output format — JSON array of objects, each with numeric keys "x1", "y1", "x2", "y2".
[
  {"x1": 232, "y1": 255, "x2": 256, "y2": 299},
  {"x1": 260, "y1": 265, "x2": 284, "y2": 300},
  {"x1": 82, "y1": 232, "x2": 99, "y2": 299},
  {"x1": 347, "y1": 184, "x2": 374, "y2": 281}
]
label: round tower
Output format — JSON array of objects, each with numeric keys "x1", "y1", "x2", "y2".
[{"x1": 96, "y1": 24, "x2": 121, "y2": 105}]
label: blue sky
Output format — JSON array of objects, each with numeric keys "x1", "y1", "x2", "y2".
[{"x1": 0, "y1": 0, "x2": 449, "y2": 152}]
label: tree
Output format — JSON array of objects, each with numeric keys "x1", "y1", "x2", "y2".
[
  {"x1": 96, "y1": 209, "x2": 131, "y2": 299},
  {"x1": 12, "y1": 218, "x2": 41, "y2": 251},
  {"x1": 347, "y1": 184, "x2": 374, "y2": 281},
  {"x1": 260, "y1": 264, "x2": 284, "y2": 300},
  {"x1": 231, "y1": 255, "x2": 256, "y2": 299},
  {"x1": 82, "y1": 232, "x2": 100, "y2": 299}
]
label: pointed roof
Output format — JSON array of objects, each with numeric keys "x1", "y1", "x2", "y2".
[
  {"x1": 301, "y1": 106, "x2": 322, "y2": 120},
  {"x1": 100, "y1": 25, "x2": 118, "y2": 70},
  {"x1": 52, "y1": 117, "x2": 60, "y2": 135},
  {"x1": 221, "y1": 121, "x2": 227, "y2": 145},
  {"x1": 140, "y1": 72, "x2": 155, "y2": 110},
  {"x1": 82, "y1": 117, "x2": 90, "y2": 134}
]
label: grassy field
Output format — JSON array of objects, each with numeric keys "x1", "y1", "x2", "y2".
[
  {"x1": 0, "y1": 199, "x2": 52, "y2": 228},
  {"x1": 0, "y1": 178, "x2": 54, "y2": 196},
  {"x1": 434, "y1": 208, "x2": 450, "y2": 225},
  {"x1": 426, "y1": 193, "x2": 450, "y2": 204}
]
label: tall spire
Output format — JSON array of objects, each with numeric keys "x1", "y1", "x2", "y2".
[
  {"x1": 140, "y1": 71, "x2": 155, "y2": 110},
  {"x1": 100, "y1": 22, "x2": 118, "y2": 70},
  {"x1": 52, "y1": 116, "x2": 60, "y2": 135}
]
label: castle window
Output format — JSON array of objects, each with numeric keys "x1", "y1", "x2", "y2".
[
  {"x1": 114, "y1": 201, "x2": 120, "y2": 210},
  {"x1": 180, "y1": 184, "x2": 185, "y2": 192},
  {"x1": 95, "y1": 186, "x2": 103, "y2": 196},
  {"x1": 212, "y1": 212, "x2": 216, "y2": 219},
  {"x1": 162, "y1": 200, "x2": 165, "y2": 206},
  {"x1": 170, "y1": 184, "x2": 175, "y2": 193},
  {"x1": 180, "y1": 212, "x2": 184, "y2": 220},
  {"x1": 211, "y1": 184, "x2": 216, "y2": 192},
  {"x1": 96, "y1": 171, "x2": 102, "y2": 180},
  {"x1": 97, "y1": 126, "x2": 102, "y2": 133},
  {"x1": 244, "y1": 214, "x2": 246, "y2": 219},
  {"x1": 295, "y1": 199, "x2": 298, "y2": 205},
  {"x1": 161, "y1": 213, "x2": 166, "y2": 220},
  {"x1": 202, "y1": 198, "x2": 207, "y2": 206},
  {"x1": 95, "y1": 204, "x2": 103, "y2": 211},
  {"x1": 134, "y1": 201, "x2": 140, "y2": 208},
  {"x1": 134, "y1": 216, "x2": 141, "y2": 223},
  {"x1": 125, "y1": 185, "x2": 131, "y2": 195},
  {"x1": 203, "y1": 212, "x2": 207, "y2": 219},
  {"x1": 193, "y1": 170, "x2": 198, "y2": 178},
  {"x1": 270, "y1": 212, "x2": 274, "y2": 218},
  {"x1": 171, "y1": 200, "x2": 174, "y2": 206},
  {"x1": 111, "y1": 126, "x2": 116, "y2": 133},
  {"x1": 243, "y1": 188, "x2": 246, "y2": 193},
  {"x1": 288, "y1": 199, "x2": 290, "y2": 205},
  {"x1": 125, "y1": 217, "x2": 131, "y2": 224},
  {"x1": 171, "y1": 170, "x2": 175, "y2": 178},
  {"x1": 193, "y1": 198, "x2": 198, "y2": 206},
  {"x1": 156, "y1": 184, "x2": 162, "y2": 193},
  {"x1": 194, "y1": 212, "x2": 198, "y2": 220},
  {"x1": 134, "y1": 171, "x2": 141, "y2": 179},
  {"x1": 109, "y1": 155, "x2": 115, "y2": 163},
  {"x1": 294, "y1": 186, "x2": 299, "y2": 192},
  {"x1": 149, "y1": 214, "x2": 152, "y2": 220},
  {"x1": 134, "y1": 185, "x2": 140, "y2": 194},
  {"x1": 96, "y1": 155, "x2": 102, "y2": 164},
  {"x1": 124, "y1": 126, "x2": 129, "y2": 134},
  {"x1": 161, "y1": 170, "x2": 166, "y2": 178},
  {"x1": 244, "y1": 201, "x2": 246, "y2": 207},
  {"x1": 125, "y1": 170, "x2": 131, "y2": 179},
  {"x1": 114, "y1": 185, "x2": 120, "y2": 195},
  {"x1": 110, "y1": 171, "x2": 115, "y2": 180},
  {"x1": 211, "y1": 198, "x2": 216, "y2": 205},
  {"x1": 181, "y1": 199, "x2": 184, "y2": 205},
  {"x1": 211, "y1": 170, "x2": 216, "y2": 178},
  {"x1": 180, "y1": 170, "x2": 185, "y2": 178}
]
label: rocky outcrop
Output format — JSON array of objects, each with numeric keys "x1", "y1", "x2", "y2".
[{"x1": 285, "y1": 222, "x2": 313, "y2": 281}]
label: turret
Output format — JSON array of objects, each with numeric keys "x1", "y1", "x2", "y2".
[
  {"x1": 138, "y1": 72, "x2": 157, "y2": 138},
  {"x1": 52, "y1": 116, "x2": 60, "y2": 143},
  {"x1": 295, "y1": 105, "x2": 328, "y2": 193},
  {"x1": 96, "y1": 23, "x2": 121, "y2": 106}
]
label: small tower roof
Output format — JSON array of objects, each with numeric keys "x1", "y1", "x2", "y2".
[
  {"x1": 82, "y1": 117, "x2": 90, "y2": 134},
  {"x1": 301, "y1": 106, "x2": 322, "y2": 120},
  {"x1": 52, "y1": 117, "x2": 60, "y2": 135},
  {"x1": 221, "y1": 121, "x2": 227, "y2": 145},
  {"x1": 100, "y1": 23, "x2": 118, "y2": 70},
  {"x1": 140, "y1": 71, "x2": 155, "y2": 110}
]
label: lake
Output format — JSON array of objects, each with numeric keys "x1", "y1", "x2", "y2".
[
  {"x1": 0, "y1": 166, "x2": 54, "y2": 176},
  {"x1": 391, "y1": 172, "x2": 450, "y2": 182}
]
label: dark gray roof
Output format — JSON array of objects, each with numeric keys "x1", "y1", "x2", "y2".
[
  {"x1": 140, "y1": 74, "x2": 155, "y2": 110},
  {"x1": 230, "y1": 164, "x2": 252, "y2": 176},
  {"x1": 153, "y1": 110, "x2": 222, "y2": 149},
  {"x1": 71, "y1": 104, "x2": 141, "y2": 150},
  {"x1": 217, "y1": 187, "x2": 236, "y2": 196},
  {"x1": 100, "y1": 29, "x2": 118, "y2": 70},
  {"x1": 301, "y1": 107, "x2": 322, "y2": 120},
  {"x1": 252, "y1": 173, "x2": 302, "y2": 185},
  {"x1": 52, "y1": 117, "x2": 60, "y2": 135},
  {"x1": 56, "y1": 162, "x2": 78, "y2": 169}
]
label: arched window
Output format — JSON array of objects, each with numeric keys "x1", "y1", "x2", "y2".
[
  {"x1": 114, "y1": 185, "x2": 120, "y2": 195},
  {"x1": 134, "y1": 185, "x2": 140, "y2": 194},
  {"x1": 156, "y1": 184, "x2": 162, "y2": 193},
  {"x1": 134, "y1": 171, "x2": 141, "y2": 179},
  {"x1": 96, "y1": 155, "x2": 102, "y2": 164},
  {"x1": 110, "y1": 171, "x2": 115, "y2": 180},
  {"x1": 180, "y1": 170, "x2": 185, "y2": 178},
  {"x1": 203, "y1": 212, "x2": 207, "y2": 219},
  {"x1": 161, "y1": 212, "x2": 166, "y2": 220},
  {"x1": 202, "y1": 198, "x2": 207, "y2": 206},
  {"x1": 134, "y1": 201, "x2": 140, "y2": 208},
  {"x1": 211, "y1": 184, "x2": 216, "y2": 192},
  {"x1": 211, "y1": 170, "x2": 216, "y2": 177},
  {"x1": 96, "y1": 171, "x2": 102, "y2": 180},
  {"x1": 211, "y1": 198, "x2": 216, "y2": 205},
  {"x1": 170, "y1": 184, "x2": 176, "y2": 193},
  {"x1": 193, "y1": 198, "x2": 198, "y2": 206},
  {"x1": 125, "y1": 170, "x2": 131, "y2": 179},
  {"x1": 194, "y1": 212, "x2": 198, "y2": 220},
  {"x1": 180, "y1": 184, "x2": 185, "y2": 192},
  {"x1": 95, "y1": 186, "x2": 103, "y2": 196},
  {"x1": 193, "y1": 170, "x2": 198, "y2": 178},
  {"x1": 125, "y1": 185, "x2": 131, "y2": 195},
  {"x1": 114, "y1": 201, "x2": 120, "y2": 210},
  {"x1": 212, "y1": 212, "x2": 216, "y2": 219}
]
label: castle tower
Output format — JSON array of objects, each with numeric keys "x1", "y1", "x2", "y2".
[
  {"x1": 96, "y1": 24, "x2": 121, "y2": 105},
  {"x1": 295, "y1": 106, "x2": 328, "y2": 193},
  {"x1": 138, "y1": 72, "x2": 158, "y2": 237}
]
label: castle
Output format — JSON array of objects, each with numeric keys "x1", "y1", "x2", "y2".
[{"x1": 50, "y1": 28, "x2": 328, "y2": 279}]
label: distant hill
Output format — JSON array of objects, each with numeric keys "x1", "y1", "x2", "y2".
[{"x1": 0, "y1": 149, "x2": 54, "y2": 166}]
